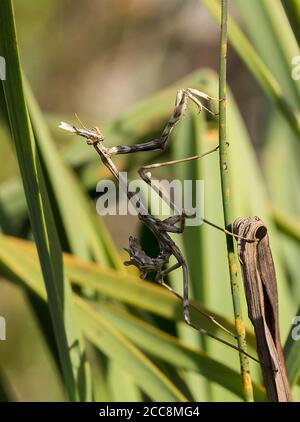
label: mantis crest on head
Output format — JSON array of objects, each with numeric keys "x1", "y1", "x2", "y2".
[{"x1": 60, "y1": 88, "x2": 258, "y2": 363}]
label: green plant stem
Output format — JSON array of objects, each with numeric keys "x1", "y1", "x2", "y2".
[{"x1": 218, "y1": 0, "x2": 254, "y2": 402}]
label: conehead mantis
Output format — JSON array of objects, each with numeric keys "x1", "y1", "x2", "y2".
[{"x1": 60, "y1": 88, "x2": 259, "y2": 363}]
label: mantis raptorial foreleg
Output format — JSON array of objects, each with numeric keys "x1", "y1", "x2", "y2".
[{"x1": 107, "y1": 88, "x2": 219, "y2": 156}]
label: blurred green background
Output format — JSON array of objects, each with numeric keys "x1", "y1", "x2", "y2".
[{"x1": 0, "y1": 0, "x2": 299, "y2": 402}]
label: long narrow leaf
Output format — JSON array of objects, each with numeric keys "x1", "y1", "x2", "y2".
[
  {"x1": 77, "y1": 298, "x2": 187, "y2": 402},
  {"x1": 201, "y1": 0, "x2": 300, "y2": 139},
  {"x1": 96, "y1": 303, "x2": 266, "y2": 401},
  {"x1": 0, "y1": 233, "x2": 257, "y2": 350},
  {"x1": 0, "y1": 0, "x2": 88, "y2": 401},
  {"x1": 0, "y1": 235, "x2": 187, "y2": 401},
  {"x1": 0, "y1": 233, "x2": 265, "y2": 400}
]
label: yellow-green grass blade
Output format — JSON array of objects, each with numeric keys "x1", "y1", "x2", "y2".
[
  {"x1": 0, "y1": 236, "x2": 187, "y2": 402},
  {"x1": 25, "y1": 79, "x2": 123, "y2": 269},
  {"x1": 76, "y1": 298, "x2": 187, "y2": 402},
  {"x1": 95, "y1": 303, "x2": 266, "y2": 401},
  {"x1": 65, "y1": 249, "x2": 247, "y2": 343},
  {"x1": 68, "y1": 231, "x2": 259, "y2": 401},
  {"x1": 201, "y1": 0, "x2": 300, "y2": 139},
  {"x1": 0, "y1": 233, "x2": 257, "y2": 352},
  {"x1": 0, "y1": 0, "x2": 89, "y2": 401},
  {"x1": 0, "y1": 233, "x2": 265, "y2": 401}
]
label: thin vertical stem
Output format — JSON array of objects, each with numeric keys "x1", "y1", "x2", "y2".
[{"x1": 218, "y1": 0, "x2": 254, "y2": 402}]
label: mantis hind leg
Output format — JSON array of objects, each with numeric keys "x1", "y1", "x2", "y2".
[
  {"x1": 182, "y1": 261, "x2": 190, "y2": 324},
  {"x1": 156, "y1": 258, "x2": 191, "y2": 325}
]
